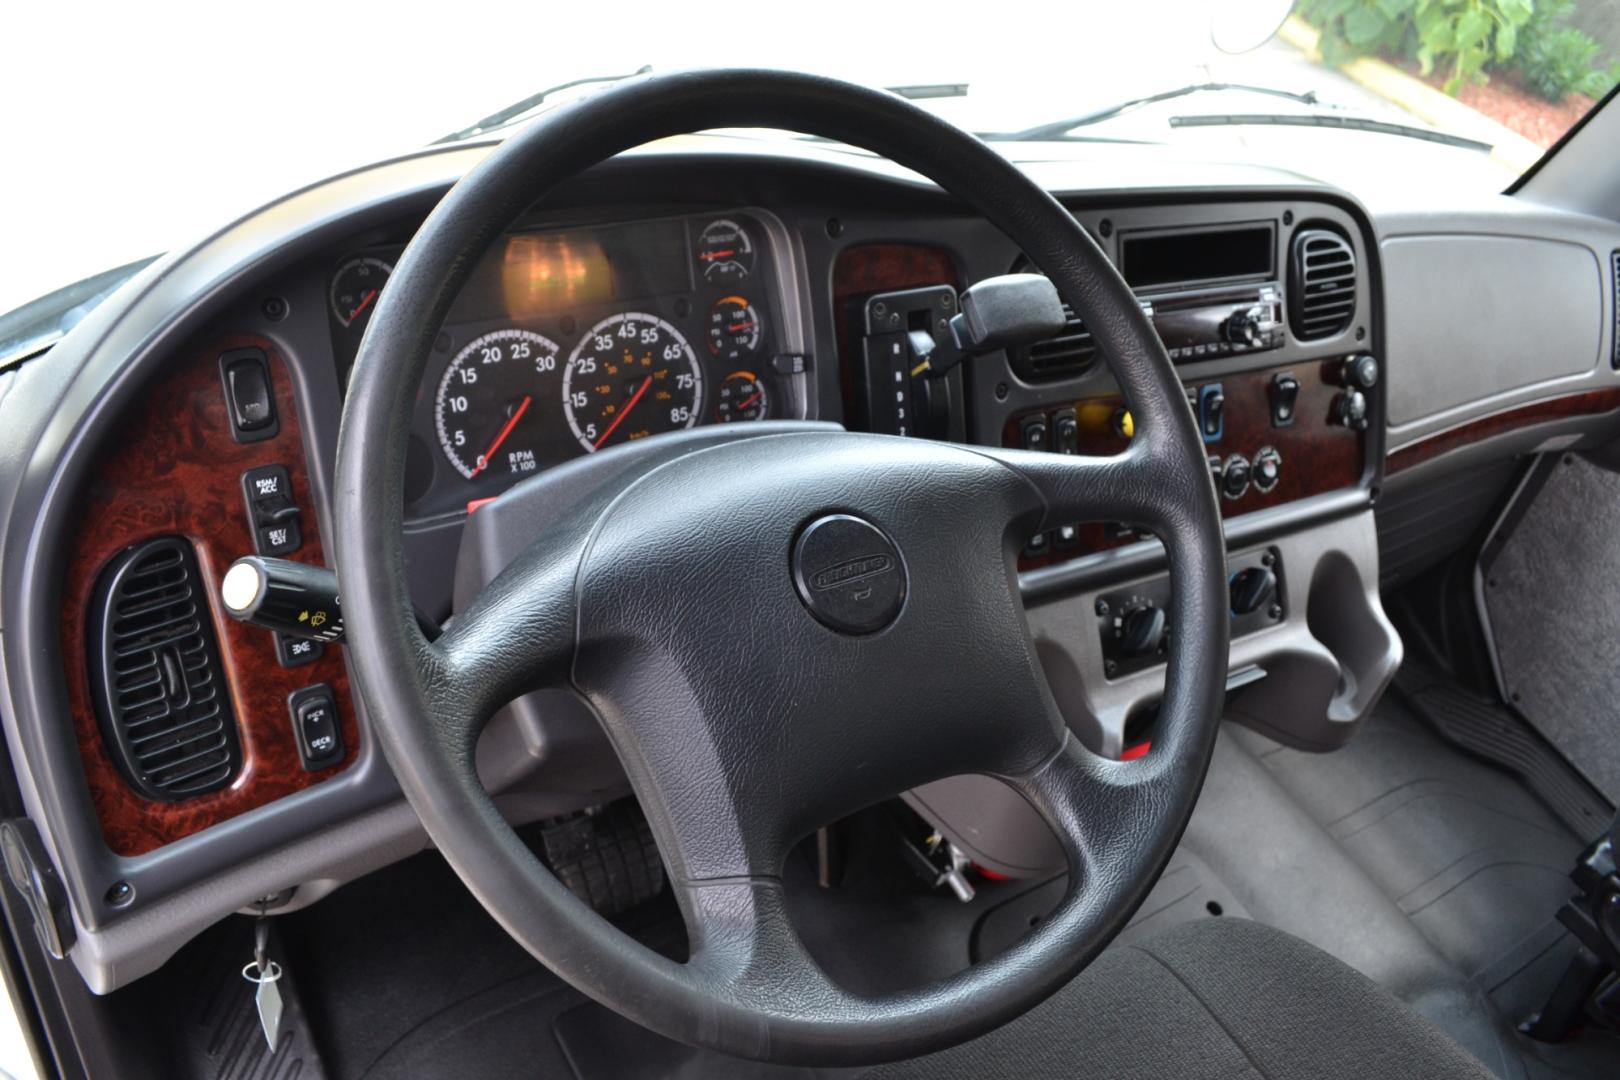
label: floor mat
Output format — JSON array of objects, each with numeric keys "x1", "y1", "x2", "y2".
[
  {"x1": 1395, "y1": 662, "x2": 1612, "y2": 838},
  {"x1": 1482, "y1": 454, "x2": 1620, "y2": 802},
  {"x1": 1229, "y1": 700, "x2": 1620, "y2": 1080}
]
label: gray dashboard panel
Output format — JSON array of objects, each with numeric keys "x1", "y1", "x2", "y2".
[
  {"x1": 1359, "y1": 194, "x2": 1620, "y2": 451},
  {"x1": 1382, "y1": 234, "x2": 1603, "y2": 427}
]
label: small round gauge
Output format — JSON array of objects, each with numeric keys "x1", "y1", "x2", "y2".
[
  {"x1": 330, "y1": 256, "x2": 393, "y2": 328},
  {"x1": 434, "y1": 328, "x2": 563, "y2": 480},
  {"x1": 696, "y1": 219, "x2": 755, "y2": 283},
  {"x1": 707, "y1": 296, "x2": 763, "y2": 360},
  {"x1": 715, "y1": 371, "x2": 769, "y2": 423},
  {"x1": 564, "y1": 313, "x2": 702, "y2": 451}
]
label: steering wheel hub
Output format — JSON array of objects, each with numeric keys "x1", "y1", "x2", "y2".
[{"x1": 791, "y1": 513, "x2": 907, "y2": 634}]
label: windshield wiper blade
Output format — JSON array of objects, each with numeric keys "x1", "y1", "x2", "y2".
[
  {"x1": 887, "y1": 83, "x2": 969, "y2": 100},
  {"x1": 1002, "y1": 82, "x2": 1325, "y2": 141},
  {"x1": 1168, "y1": 113, "x2": 1493, "y2": 153},
  {"x1": 432, "y1": 66, "x2": 652, "y2": 144}
]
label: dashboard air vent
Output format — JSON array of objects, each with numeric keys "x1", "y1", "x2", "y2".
[
  {"x1": 1287, "y1": 228, "x2": 1357, "y2": 341},
  {"x1": 87, "y1": 538, "x2": 240, "y2": 801},
  {"x1": 1017, "y1": 300, "x2": 1097, "y2": 377}
]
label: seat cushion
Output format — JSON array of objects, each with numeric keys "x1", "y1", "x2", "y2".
[{"x1": 863, "y1": 917, "x2": 1497, "y2": 1079}]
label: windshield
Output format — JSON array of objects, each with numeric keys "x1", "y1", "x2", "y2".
[{"x1": 5, "y1": 0, "x2": 1617, "y2": 318}]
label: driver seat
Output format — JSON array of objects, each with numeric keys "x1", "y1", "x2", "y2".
[{"x1": 863, "y1": 917, "x2": 1496, "y2": 1080}]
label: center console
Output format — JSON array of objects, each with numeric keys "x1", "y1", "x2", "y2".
[{"x1": 825, "y1": 197, "x2": 1403, "y2": 879}]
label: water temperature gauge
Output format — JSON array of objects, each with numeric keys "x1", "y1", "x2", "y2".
[{"x1": 715, "y1": 371, "x2": 769, "y2": 423}]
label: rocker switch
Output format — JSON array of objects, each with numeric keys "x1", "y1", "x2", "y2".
[
  {"x1": 289, "y1": 685, "x2": 343, "y2": 770},
  {"x1": 218, "y1": 348, "x2": 278, "y2": 443}
]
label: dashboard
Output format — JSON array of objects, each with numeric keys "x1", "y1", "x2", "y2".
[{"x1": 5, "y1": 136, "x2": 1620, "y2": 996}]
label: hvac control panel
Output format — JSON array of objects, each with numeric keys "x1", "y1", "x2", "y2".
[{"x1": 1097, "y1": 546, "x2": 1285, "y2": 679}]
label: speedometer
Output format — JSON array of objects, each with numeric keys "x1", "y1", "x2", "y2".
[
  {"x1": 563, "y1": 313, "x2": 702, "y2": 452},
  {"x1": 435, "y1": 328, "x2": 563, "y2": 480}
]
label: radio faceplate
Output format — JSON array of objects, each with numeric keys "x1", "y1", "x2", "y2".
[{"x1": 1144, "y1": 281, "x2": 1285, "y2": 362}]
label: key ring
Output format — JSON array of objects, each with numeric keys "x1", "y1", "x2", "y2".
[{"x1": 242, "y1": 960, "x2": 282, "y2": 985}]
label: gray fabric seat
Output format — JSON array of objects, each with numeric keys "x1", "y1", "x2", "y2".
[{"x1": 864, "y1": 917, "x2": 1497, "y2": 1079}]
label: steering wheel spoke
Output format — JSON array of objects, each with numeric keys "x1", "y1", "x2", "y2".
[
  {"x1": 427, "y1": 538, "x2": 582, "y2": 740},
  {"x1": 676, "y1": 876, "x2": 850, "y2": 1013},
  {"x1": 1003, "y1": 731, "x2": 1166, "y2": 886},
  {"x1": 980, "y1": 437, "x2": 1189, "y2": 540}
]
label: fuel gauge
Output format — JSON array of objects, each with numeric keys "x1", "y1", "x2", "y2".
[
  {"x1": 696, "y1": 219, "x2": 754, "y2": 283},
  {"x1": 715, "y1": 370, "x2": 769, "y2": 423}
]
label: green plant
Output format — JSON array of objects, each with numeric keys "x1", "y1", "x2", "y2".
[
  {"x1": 1302, "y1": 0, "x2": 1534, "y2": 94},
  {"x1": 1516, "y1": 0, "x2": 1620, "y2": 101}
]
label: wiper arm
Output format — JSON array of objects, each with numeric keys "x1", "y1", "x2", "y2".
[
  {"x1": 432, "y1": 66, "x2": 652, "y2": 145},
  {"x1": 1168, "y1": 113, "x2": 1493, "y2": 153},
  {"x1": 1003, "y1": 82, "x2": 1325, "y2": 141}
]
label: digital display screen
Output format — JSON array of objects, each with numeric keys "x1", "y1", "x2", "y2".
[
  {"x1": 454, "y1": 218, "x2": 693, "y2": 323},
  {"x1": 1121, "y1": 224, "x2": 1274, "y2": 290}
]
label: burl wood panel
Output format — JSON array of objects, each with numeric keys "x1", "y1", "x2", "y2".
[
  {"x1": 1010, "y1": 358, "x2": 1366, "y2": 569},
  {"x1": 1386, "y1": 387, "x2": 1620, "y2": 475},
  {"x1": 60, "y1": 334, "x2": 358, "y2": 856}
]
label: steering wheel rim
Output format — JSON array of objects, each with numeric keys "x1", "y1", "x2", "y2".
[{"x1": 334, "y1": 68, "x2": 1228, "y2": 1066}]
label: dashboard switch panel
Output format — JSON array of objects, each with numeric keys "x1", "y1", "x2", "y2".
[{"x1": 218, "y1": 348, "x2": 278, "y2": 443}]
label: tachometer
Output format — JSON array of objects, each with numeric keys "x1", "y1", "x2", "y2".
[
  {"x1": 696, "y1": 219, "x2": 754, "y2": 283},
  {"x1": 563, "y1": 313, "x2": 702, "y2": 451},
  {"x1": 330, "y1": 256, "x2": 392, "y2": 328},
  {"x1": 435, "y1": 329, "x2": 563, "y2": 480},
  {"x1": 707, "y1": 295, "x2": 763, "y2": 361}
]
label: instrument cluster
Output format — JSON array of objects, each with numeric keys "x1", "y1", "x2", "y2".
[{"x1": 327, "y1": 210, "x2": 799, "y2": 517}]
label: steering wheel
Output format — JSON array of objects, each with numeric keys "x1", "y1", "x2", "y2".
[{"x1": 334, "y1": 69, "x2": 1227, "y2": 1067}]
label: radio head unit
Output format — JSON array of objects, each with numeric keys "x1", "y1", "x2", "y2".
[
  {"x1": 1123, "y1": 220, "x2": 1283, "y2": 363},
  {"x1": 1008, "y1": 219, "x2": 1287, "y2": 379}
]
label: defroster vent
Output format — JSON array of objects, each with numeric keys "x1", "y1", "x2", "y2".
[
  {"x1": 1288, "y1": 228, "x2": 1357, "y2": 341},
  {"x1": 87, "y1": 538, "x2": 241, "y2": 801}
]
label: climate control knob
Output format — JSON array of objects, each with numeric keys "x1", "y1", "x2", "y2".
[
  {"x1": 1229, "y1": 567, "x2": 1278, "y2": 616},
  {"x1": 1119, "y1": 603, "x2": 1167, "y2": 658}
]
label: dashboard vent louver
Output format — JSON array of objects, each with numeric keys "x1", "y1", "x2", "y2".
[
  {"x1": 87, "y1": 538, "x2": 240, "y2": 801},
  {"x1": 1006, "y1": 259, "x2": 1098, "y2": 379},
  {"x1": 1020, "y1": 300, "x2": 1098, "y2": 377},
  {"x1": 1288, "y1": 228, "x2": 1357, "y2": 341}
]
